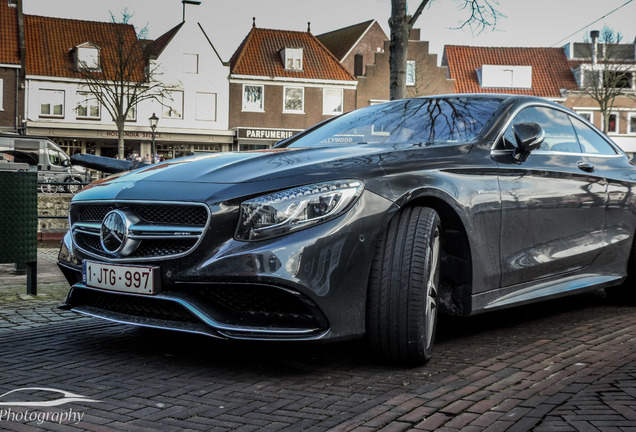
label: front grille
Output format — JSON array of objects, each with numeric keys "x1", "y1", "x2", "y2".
[
  {"x1": 75, "y1": 203, "x2": 208, "y2": 226},
  {"x1": 70, "y1": 201, "x2": 209, "y2": 261},
  {"x1": 73, "y1": 289, "x2": 199, "y2": 323},
  {"x1": 192, "y1": 284, "x2": 327, "y2": 330},
  {"x1": 135, "y1": 205, "x2": 208, "y2": 225},
  {"x1": 66, "y1": 283, "x2": 329, "y2": 338}
]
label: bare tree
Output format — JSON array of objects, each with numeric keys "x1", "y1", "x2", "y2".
[
  {"x1": 389, "y1": 0, "x2": 500, "y2": 100},
  {"x1": 577, "y1": 28, "x2": 635, "y2": 134},
  {"x1": 74, "y1": 10, "x2": 179, "y2": 158}
]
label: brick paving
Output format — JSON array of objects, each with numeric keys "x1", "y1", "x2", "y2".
[{"x1": 0, "y1": 248, "x2": 634, "y2": 431}]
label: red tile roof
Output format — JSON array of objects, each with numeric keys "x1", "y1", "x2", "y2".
[
  {"x1": 0, "y1": 1, "x2": 20, "y2": 65},
  {"x1": 443, "y1": 45, "x2": 579, "y2": 97},
  {"x1": 230, "y1": 26, "x2": 355, "y2": 81},
  {"x1": 24, "y1": 14, "x2": 143, "y2": 79}
]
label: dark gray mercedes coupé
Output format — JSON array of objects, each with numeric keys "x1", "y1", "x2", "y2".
[{"x1": 57, "y1": 94, "x2": 636, "y2": 365}]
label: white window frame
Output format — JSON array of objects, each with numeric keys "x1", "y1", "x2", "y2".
[
  {"x1": 195, "y1": 92, "x2": 217, "y2": 121},
  {"x1": 182, "y1": 53, "x2": 199, "y2": 74},
  {"x1": 76, "y1": 91, "x2": 101, "y2": 119},
  {"x1": 628, "y1": 112, "x2": 636, "y2": 135},
  {"x1": 125, "y1": 96, "x2": 137, "y2": 122},
  {"x1": 283, "y1": 86, "x2": 304, "y2": 114},
  {"x1": 576, "y1": 111, "x2": 594, "y2": 124},
  {"x1": 323, "y1": 88, "x2": 343, "y2": 115},
  {"x1": 76, "y1": 46, "x2": 100, "y2": 71},
  {"x1": 604, "y1": 112, "x2": 619, "y2": 134},
  {"x1": 406, "y1": 60, "x2": 416, "y2": 86},
  {"x1": 39, "y1": 89, "x2": 65, "y2": 118},
  {"x1": 283, "y1": 48, "x2": 303, "y2": 71},
  {"x1": 242, "y1": 84, "x2": 264, "y2": 112},
  {"x1": 163, "y1": 91, "x2": 184, "y2": 119}
]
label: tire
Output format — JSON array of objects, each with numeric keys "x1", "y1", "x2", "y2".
[
  {"x1": 65, "y1": 177, "x2": 83, "y2": 194},
  {"x1": 367, "y1": 206, "x2": 442, "y2": 365},
  {"x1": 39, "y1": 178, "x2": 57, "y2": 195},
  {"x1": 605, "y1": 238, "x2": 636, "y2": 304}
]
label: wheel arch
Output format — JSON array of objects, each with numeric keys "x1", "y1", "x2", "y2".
[{"x1": 397, "y1": 194, "x2": 473, "y2": 316}]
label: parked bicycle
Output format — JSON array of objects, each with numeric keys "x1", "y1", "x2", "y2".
[{"x1": 39, "y1": 177, "x2": 84, "y2": 195}]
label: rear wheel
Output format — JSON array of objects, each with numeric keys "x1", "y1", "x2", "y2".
[
  {"x1": 367, "y1": 206, "x2": 441, "y2": 365},
  {"x1": 65, "y1": 177, "x2": 83, "y2": 194}
]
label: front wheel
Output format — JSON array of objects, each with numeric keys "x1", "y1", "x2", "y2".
[
  {"x1": 39, "y1": 178, "x2": 57, "y2": 195},
  {"x1": 367, "y1": 206, "x2": 442, "y2": 365}
]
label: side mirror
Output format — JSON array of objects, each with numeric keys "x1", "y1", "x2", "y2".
[{"x1": 512, "y1": 122, "x2": 545, "y2": 162}]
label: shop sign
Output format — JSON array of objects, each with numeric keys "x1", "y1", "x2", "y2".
[
  {"x1": 102, "y1": 131, "x2": 163, "y2": 140},
  {"x1": 237, "y1": 128, "x2": 298, "y2": 141}
]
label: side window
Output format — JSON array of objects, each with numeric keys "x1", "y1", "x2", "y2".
[
  {"x1": 48, "y1": 150, "x2": 65, "y2": 166},
  {"x1": 570, "y1": 116, "x2": 617, "y2": 155},
  {"x1": 501, "y1": 106, "x2": 582, "y2": 153}
]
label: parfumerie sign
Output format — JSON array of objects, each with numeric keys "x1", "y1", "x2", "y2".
[{"x1": 237, "y1": 128, "x2": 299, "y2": 141}]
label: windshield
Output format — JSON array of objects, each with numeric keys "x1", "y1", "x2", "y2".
[{"x1": 284, "y1": 97, "x2": 503, "y2": 148}]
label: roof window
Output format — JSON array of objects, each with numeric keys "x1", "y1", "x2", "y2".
[
  {"x1": 477, "y1": 65, "x2": 532, "y2": 89},
  {"x1": 74, "y1": 42, "x2": 101, "y2": 71},
  {"x1": 281, "y1": 47, "x2": 303, "y2": 71}
]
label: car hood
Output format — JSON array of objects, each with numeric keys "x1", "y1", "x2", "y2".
[{"x1": 74, "y1": 144, "x2": 471, "y2": 203}]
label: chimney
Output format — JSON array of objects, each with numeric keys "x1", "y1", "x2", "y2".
[
  {"x1": 590, "y1": 30, "x2": 600, "y2": 65},
  {"x1": 182, "y1": 0, "x2": 201, "y2": 22}
]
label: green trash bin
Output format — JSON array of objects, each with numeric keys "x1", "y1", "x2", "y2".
[{"x1": 0, "y1": 171, "x2": 38, "y2": 294}]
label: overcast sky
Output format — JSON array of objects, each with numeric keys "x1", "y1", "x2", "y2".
[{"x1": 23, "y1": 0, "x2": 636, "y2": 62}]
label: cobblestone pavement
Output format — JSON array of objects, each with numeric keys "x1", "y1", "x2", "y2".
[{"x1": 0, "y1": 248, "x2": 635, "y2": 431}]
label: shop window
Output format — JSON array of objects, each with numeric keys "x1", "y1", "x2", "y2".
[
  {"x1": 195, "y1": 92, "x2": 216, "y2": 121},
  {"x1": 163, "y1": 91, "x2": 184, "y2": 119},
  {"x1": 242, "y1": 85, "x2": 264, "y2": 112},
  {"x1": 283, "y1": 87, "x2": 304, "y2": 113},
  {"x1": 40, "y1": 89, "x2": 65, "y2": 117},
  {"x1": 77, "y1": 92, "x2": 100, "y2": 119},
  {"x1": 323, "y1": 88, "x2": 343, "y2": 115}
]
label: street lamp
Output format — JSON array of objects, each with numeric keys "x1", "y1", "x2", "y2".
[{"x1": 148, "y1": 112, "x2": 159, "y2": 163}]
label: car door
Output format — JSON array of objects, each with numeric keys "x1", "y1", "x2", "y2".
[
  {"x1": 568, "y1": 114, "x2": 636, "y2": 273},
  {"x1": 496, "y1": 105, "x2": 608, "y2": 287}
]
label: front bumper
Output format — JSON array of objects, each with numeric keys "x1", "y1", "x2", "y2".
[{"x1": 58, "y1": 190, "x2": 395, "y2": 341}]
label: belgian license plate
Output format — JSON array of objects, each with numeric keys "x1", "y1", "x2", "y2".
[{"x1": 82, "y1": 261, "x2": 159, "y2": 295}]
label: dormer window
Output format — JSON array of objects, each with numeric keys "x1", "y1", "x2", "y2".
[
  {"x1": 282, "y1": 47, "x2": 303, "y2": 71},
  {"x1": 477, "y1": 65, "x2": 532, "y2": 89},
  {"x1": 75, "y1": 42, "x2": 101, "y2": 71}
]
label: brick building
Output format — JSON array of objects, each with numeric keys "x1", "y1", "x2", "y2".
[
  {"x1": 316, "y1": 19, "x2": 386, "y2": 79},
  {"x1": 0, "y1": 0, "x2": 23, "y2": 133},
  {"x1": 229, "y1": 22, "x2": 357, "y2": 149},
  {"x1": 319, "y1": 22, "x2": 454, "y2": 108}
]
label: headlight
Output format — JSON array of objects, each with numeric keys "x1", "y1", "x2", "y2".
[{"x1": 236, "y1": 179, "x2": 364, "y2": 241}]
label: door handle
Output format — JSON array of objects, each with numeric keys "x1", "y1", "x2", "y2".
[{"x1": 577, "y1": 161, "x2": 595, "y2": 173}]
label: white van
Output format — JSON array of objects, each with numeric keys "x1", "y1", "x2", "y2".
[{"x1": 0, "y1": 133, "x2": 90, "y2": 193}]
